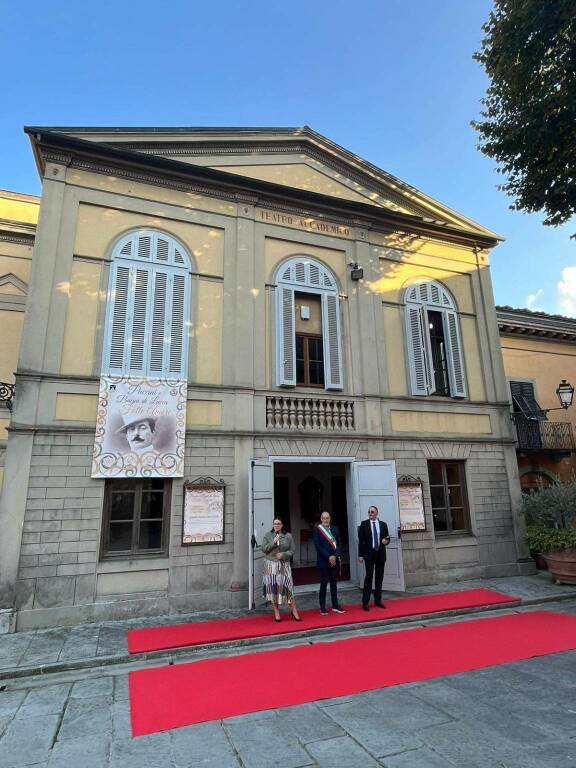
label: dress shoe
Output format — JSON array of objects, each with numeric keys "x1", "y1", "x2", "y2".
[
  {"x1": 362, "y1": 605, "x2": 369, "y2": 612},
  {"x1": 374, "y1": 602, "x2": 386, "y2": 608},
  {"x1": 291, "y1": 612, "x2": 302, "y2": 622},
  {"x1": 274, "y1": 616, "x2": 281, "y2": 622}
]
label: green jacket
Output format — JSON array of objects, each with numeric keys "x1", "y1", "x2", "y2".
[{"x1": 261, "y1": 531, "x2": 295, "y2": 562}]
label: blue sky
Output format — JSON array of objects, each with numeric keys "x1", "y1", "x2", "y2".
[{"x1": 2, "y1": 0, "x2": 574, "y2": 315}]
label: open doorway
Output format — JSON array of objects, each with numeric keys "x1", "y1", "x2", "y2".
[{"x1": 273, "y1": 462, "x2": 350, "y2": 586}]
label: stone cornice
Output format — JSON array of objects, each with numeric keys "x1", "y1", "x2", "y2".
[
  {"x1": 497, "y1": 306, "x2": 576, "y2": 342},
  {"x1": 0, "y1": 231, "x2": 35, "y2": 245},
  {"x1": 25, "y1": 128, "x2": 500, "y2": 250}
]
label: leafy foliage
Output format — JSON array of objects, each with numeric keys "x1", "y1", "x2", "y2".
[
  {"x1": 472, "y1": 0, "x2": 576, "y2": 227},
  {"x1": 525, "y1": 525, "x2": 576, "y2": 553},
  {"x1": 521, "y1": 481, "x2": 576, "y2": 528}
]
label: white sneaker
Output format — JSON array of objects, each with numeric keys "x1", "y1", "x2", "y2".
[{"x1": 332, "y1": 606, "x2": 346, "y2": 614}]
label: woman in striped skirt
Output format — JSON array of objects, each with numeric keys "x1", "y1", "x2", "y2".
[{"x1": 261, "y1": 518, "x2": 302, "y2": 622}]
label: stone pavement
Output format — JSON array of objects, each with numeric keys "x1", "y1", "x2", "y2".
[
  {"x1": 0, "y1": 572, "x2": 574, "y2": 680},
  {"x1": 0, "y1": 596, "x2": 575, "y2": 767}
]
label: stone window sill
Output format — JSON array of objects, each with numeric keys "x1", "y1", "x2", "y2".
[
  {"x1": 434, "y1": 535, "x2": 477, "y2": 548},
  {"x1": 97, "y1": 556, "x2": 169, "y2": 573}
]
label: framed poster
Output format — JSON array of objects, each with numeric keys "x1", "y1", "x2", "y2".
[
  {"x1": 182, "y1": 477, "x2": 225, "y2": 545},
  {"x1": 92, "y1": 375, "x2": 187, "y2": 479},
  {"x1": 398, "y1": 476, "x2": 426, "y2": 532}
]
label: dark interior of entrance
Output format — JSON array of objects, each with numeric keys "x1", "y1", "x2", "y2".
[{"x1": 274, "y1": 462, "x2": 350, "y2": 586}]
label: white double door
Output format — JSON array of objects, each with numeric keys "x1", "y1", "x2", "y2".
[{"x1": 248, "y1": 459, "x2": 404, "y2": 609}]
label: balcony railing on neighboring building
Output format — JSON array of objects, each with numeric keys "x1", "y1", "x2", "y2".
[
  {"x1": 266, "y1": 396, "x2": 355, "y2": 431},
  {"x1": 511, "y1": 413, "x2": 575, "y2": 452}
]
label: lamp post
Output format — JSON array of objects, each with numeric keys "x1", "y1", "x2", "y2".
[{"x1": 556, "y1": 379, "x2": 574, "y2": 410}]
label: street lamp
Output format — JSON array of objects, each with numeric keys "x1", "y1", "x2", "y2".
[{"x1": 556, "y1": 379, "x2": 574, "y2": 410}]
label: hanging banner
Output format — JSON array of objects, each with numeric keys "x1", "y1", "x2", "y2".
[
  {"x1": 398, "y1": 478, "x2": 426, "y2": 532},
  {"x1": 92, "y1": 375, "x2": 187, "y2": 478}
]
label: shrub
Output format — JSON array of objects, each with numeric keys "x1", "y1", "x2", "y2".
[
  {"x1": 521, "y1": 482, "x2": 576, "y2": 529},
  {"x1": 525, "y1": 525, "x2": 576, "y2": 554}
]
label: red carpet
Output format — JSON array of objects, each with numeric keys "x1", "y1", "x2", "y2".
[
  {"x1": 129, "y1": 610, "x2": 576, "y2": 736},
  {"x1": 127, "y1": 588, "x2": 518, "y2": 654}
]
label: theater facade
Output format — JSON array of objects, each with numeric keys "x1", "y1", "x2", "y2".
[{"x1": 0, "y1": 126, "x2": 532, "y2": 632}]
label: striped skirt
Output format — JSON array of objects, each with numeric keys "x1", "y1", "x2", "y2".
[{"x1": 262, "y1": 558, "x2": 294, "y2": 605}]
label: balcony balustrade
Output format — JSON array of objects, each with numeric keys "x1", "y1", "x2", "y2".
[
  {"x1": 266, "y1": 395, "x2": 355, "y2": 431},
  {"x1": 511, "y1": 413, "x2": 575, "y2": 452}
]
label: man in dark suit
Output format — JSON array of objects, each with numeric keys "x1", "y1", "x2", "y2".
[
  {"x1": 313, "y1": 510, "x2": 346, "y2": 616},
  {"x1": 358, "y1": 505, "x2": 390, "y2": 611}
]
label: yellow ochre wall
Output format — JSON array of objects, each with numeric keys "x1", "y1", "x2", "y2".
[
  {"x1": 0, "y1": 191, "x2": 38, "y2": 386},
  {"x1": 501, "y1": 335, "x2": 576, "y2": 426}
]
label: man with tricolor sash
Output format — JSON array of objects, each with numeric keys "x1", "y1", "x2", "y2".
[{"x1": 313, "y1": 510, "x2": 346, "y2": 616}]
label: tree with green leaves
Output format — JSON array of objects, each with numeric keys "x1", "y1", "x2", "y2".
[{"x1": 472, "y1": 1, "x2": 576, "y2": 228}]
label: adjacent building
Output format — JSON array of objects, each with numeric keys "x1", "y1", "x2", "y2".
[
  {"x1": 498, "y1": 306, "x2": 576, "y2": 490},
  {"x1": 0, "y1": 126, "x2": 532, "y2": 632}
]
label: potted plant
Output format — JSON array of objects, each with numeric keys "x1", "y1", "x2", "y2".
[{"x1": 522, "y1": 482, "x2": 576, "y2": 585}]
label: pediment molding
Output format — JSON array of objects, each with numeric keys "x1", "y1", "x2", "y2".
[
  {"x1": 0, "y1": 273, "x2": 28, "y2": 294},
  {"x1": 30, "y1": 133, "x2": 499, "y2": 249},
  {"x1": 108, "y1": 139, "x2": 428, "y2": 218}
]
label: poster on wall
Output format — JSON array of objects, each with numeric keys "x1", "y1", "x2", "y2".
[
  {"x1": 182, "y1": 479, "x2": 225, "y2": 545},
  {"x1": 92, "y1": 375, "x2": 187, "y2": 478},
  {"x1": 398, "y1": 478, "x2": 426, "y2": 532}
]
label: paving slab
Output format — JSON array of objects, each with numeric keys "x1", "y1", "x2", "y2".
[
  {"x1": 56, "y1": 694, "x2": 113, "y2": 741},
  {"x1": 305, "y1": 735, "x2": 381, "y2": 767},
  {"x1": 381, "y1": 745, "x2": 458, "y2": 768},
  {"x1": 322, "y1": 696, "x2": 423, "y2": 757},
  {"x1": 0, "y1": 713, "x2": 59, "y2": 766},
  {"x1": 0, "y1": 690, "x2": 26, "y2": 717},
  {"x1": 224, "y1": 718, "x2": 314, "y2": 768},
  {"x1": 109, "y1": 732, "x2": 171, "y2": 768},
  {"x1": 16, "y1": 683, "x2": 70, "y2": 718},
  {"x1": 70, "y1": 676, "x2": 113, "y2": 698},
  {"x1": 273, "y1": 702, "x2": 345, "y2": 745},
  {"x1": 47, "y1": 734, "x2": 111, "y2": 768},
  {"x1": 170, "y1": 721, "x2": 241, "y2": 767}
]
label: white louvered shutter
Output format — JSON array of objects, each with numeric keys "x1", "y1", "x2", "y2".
[
  {"x1": 322, "y1": 293, "x2": 343, "y2": 390},
  {"x1": 128, "y1": 268, "x2": 151, "y2": 375},
  {"x1": 169, "y1": 273, "x2": 187, "y2": 376},
  {"x1": 405, "y1": 303, "x2": 433, "y2": 396},
  {"x1": 276, "y1": 286, "x2": 296, "y2": 386},
  {"x1": 149, "y1": 270, "x2": 168, "y2": 375},
  {"x1": 107, "y1": 264, "x2": 130, "y2": 372},
  {"x1": 442, "y1": 310, "x2": 467, "y2": 398},
  {"x1": 147, "y1": 269, "x2": 188, "y2": 378}
]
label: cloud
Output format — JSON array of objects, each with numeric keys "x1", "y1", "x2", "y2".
[
  {"x1": 557, "y1": 266, "x2": 576, "y2": 317},
  {"x1": 525, "y1": 289, "x2": 543, "y2": 311}
]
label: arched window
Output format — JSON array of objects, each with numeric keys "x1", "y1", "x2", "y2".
[
  {"x1": 404, "y1": 281, "x2": 466, "y2": 398},
  {"x1": 102, "y1": 230, "x2": 191, "y2": 379},
  {"x1": 275, "y1": 257, "x2": 343, "y2": 390}
]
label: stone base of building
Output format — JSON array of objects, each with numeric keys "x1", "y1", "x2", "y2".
[
  {"x1": 15, "y1": 587, "x2": 250, "y2": 632},
  {"x1": 0, "y1": 608, "x2": 15, "y2": 635}
]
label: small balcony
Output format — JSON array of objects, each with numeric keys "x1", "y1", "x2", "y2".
[
  {"x1": 511, "y1": 413, "x2": 575, "y2": 453},
  {"x1": 266, "y1": 395, "x2": 355, "y2": 431}
]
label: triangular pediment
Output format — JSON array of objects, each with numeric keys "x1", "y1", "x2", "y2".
[
  {"x1": 0, "y1": 273, "x2": 28, "y2": 296},
  {"x1": 27, "y1": 126, "x2": 501, "y2": 240}
]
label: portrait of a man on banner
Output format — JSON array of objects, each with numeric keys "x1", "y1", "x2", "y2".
[{"x1": 92, "y1": 376, "x2": 187, "y2": 478}]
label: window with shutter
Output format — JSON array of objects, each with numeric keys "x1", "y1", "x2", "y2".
[
  {"x1": 404, "y1": 281, "x2": 467, "y2": 398},
  {"x1": 510, "y1": 381, "x2": 545, "y2": 417},
  {"x1": 275, "y1": 257, "x2": 343, "y2": 390},
  {"x1": 102, "y1": 230, "x2": 191, "y2": 379}
]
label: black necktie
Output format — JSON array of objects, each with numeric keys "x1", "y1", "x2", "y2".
[{"x1": 372, "y1": 521, "x2": 378, "y2": 550}]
